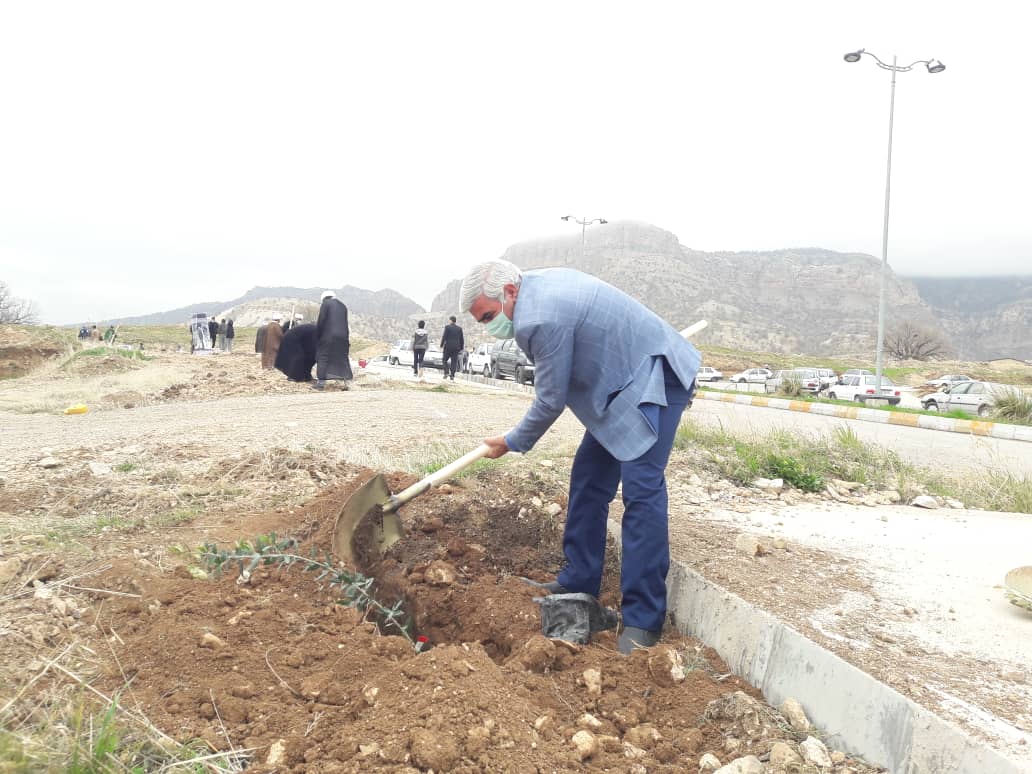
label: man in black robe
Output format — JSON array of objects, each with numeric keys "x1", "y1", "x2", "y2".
[
  {"x1": 274, "y1": 323, "x2": 318, "y2": 382},
  {"x1": 313, "y1": 291, "x2": 352, "y2": 391}
]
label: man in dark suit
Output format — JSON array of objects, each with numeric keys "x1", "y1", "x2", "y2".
[{"x1": 440, "y1": 315, "x2": 465, "y2": 381}]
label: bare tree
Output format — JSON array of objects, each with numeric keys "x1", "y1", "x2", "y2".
[
  {"x1": 885, "y1": 320, "x2": 949, "y2": 361},
  {"x1": 0, "y1": 281, "x2": 39, "y2": 324}
]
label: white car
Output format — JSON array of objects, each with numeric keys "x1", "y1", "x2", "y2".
[
  {"x1": 389, "y1": 339, "x2": 414, "y2": 367},
  {"x1": 730, "y1": 368, "x2": 772, "y2": 384},
  {"x1": 695, "y1": 366, "x2": 723, "y2": 382},
  {"x1": 921, "y1": 381, "x2": 1018, "y2": 417},
  {"x1": 925, "y1": 374, "x2": 972, "y2": 389},
  {"x1": 827, "y1": 375, "x2": 901, "y2": 405},
  {"x1": 465, "y1": 342, "x2": 495, "y2": 376}
]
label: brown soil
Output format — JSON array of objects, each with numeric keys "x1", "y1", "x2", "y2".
[{"x1": 75, "y1": 474, "x2": 796, "y2": 773}]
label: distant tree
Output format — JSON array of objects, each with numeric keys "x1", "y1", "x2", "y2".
[
  {"x1": 0, "y1": 281, "x2": 38, "y2": 324},
  {"x1": 885, "y1": 321, "x2": 949, "y2": 361}
]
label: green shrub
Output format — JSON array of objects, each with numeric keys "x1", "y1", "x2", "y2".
[{"x1": 992, "y1": 389, "x2": 1032, "y2": 425}]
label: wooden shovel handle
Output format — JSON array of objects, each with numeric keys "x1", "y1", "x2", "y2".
[{"x1": 385, "y1": 444, "x2": 491, "y2": 513}]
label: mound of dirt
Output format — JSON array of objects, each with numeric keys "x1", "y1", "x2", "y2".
[
  {"x1": 0, "y1": 324, "x2": 69, "y2": 379},
  {"x1": 76, "y1": 474, "x2": 873, "y2": 773},
  {"x1": 61, "y1": 353, "x2": 148, "y2": 378}
]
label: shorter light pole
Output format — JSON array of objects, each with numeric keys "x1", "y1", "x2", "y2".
[{"x1": 561, "y1": 215, "x2": 608, "y2": 261}]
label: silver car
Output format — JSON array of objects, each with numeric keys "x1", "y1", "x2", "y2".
[{"x1": 921, "y1": 381, "x2": 1018, "y2": 417}]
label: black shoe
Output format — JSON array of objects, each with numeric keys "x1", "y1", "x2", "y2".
[
  {"x1": 310, "y1": 382, "x2": 325, "y2": 391},
  {"x1": 617, "y1": 626, "x2": 662, "y2": 654},
  {"x1": 520, "y1": 577, "x2": 569, "y2": 595}
]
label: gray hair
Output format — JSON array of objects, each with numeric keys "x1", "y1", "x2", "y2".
[{"x1": 458, "y1": 260, "x2": 522, "y2": 314}]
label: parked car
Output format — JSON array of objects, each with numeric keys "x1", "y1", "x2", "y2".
[
  {"x1": 921, "y1": 381, "x2": 1018, "y2": 417},
  {"x1": 422, "y1": 345, "x2": 445, "y2": 370},
  {"x1": 837, "y1": 368, "x2": 873, "y2": 385},
  {"x1": 925, "y1": 374, "x2": 973, "y2": 389},
  {"x1": 827, "y1": 375, "x2": 901, "y2": 405},
  {"x1": 389, "y1": 339, "x2": 413, "y2": 367},
  {"x1": 491, "y1": 339, "x2": 535, "y2": 384},
  {"x1": 695, "y1": 366, "x2": 723, "y2": 382},
  {"x1": 730, "y1": 367, "x2": 772, "y2": 384},
  {"x1": 765, "y1": 368, "x2": 822, "y2": 394},
  {"x1": 465, "y1": 342, "x2": 495, "y2": 376},
  {"x1": 815, "y1": 368, "x2": 837, "y2": 389}
]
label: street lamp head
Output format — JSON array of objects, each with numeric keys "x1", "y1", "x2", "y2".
[
  {"x1": 599, "y1": 219, "x2": 608, "y2": 225},
  {"x1": 560, "y1": 215, "x2": 571, "y2": 221},
  {"x1": 843, "y1": 49, "x2": 864, "y2": 63},
  {"x1": 926, "y1": 59, "x2": 946, "y2": 73}
]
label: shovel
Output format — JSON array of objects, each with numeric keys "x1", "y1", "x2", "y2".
[{"x1": 331, "y1": 443, "x2": 491, "y2": 565}]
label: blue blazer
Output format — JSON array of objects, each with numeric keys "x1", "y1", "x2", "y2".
[{"x1": 504, "y1": 268, "x2": 701, "y2": 461}]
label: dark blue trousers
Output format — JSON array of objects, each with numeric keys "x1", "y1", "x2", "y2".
[{"x1": 557, "y1": 365, "x2": 691, "y2": 632}]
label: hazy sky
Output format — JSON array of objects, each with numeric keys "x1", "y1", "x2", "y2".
[{"x1": 1, "y1": 1, "x2": 1029, "y2": 324}]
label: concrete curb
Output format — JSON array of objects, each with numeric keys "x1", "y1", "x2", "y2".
[
  {"x1": 663, "y1": 559, "x2": 1030, "y2": 773},
  {"x1": 696, "y1": 390, "x2": 1032, "y2": 443}
]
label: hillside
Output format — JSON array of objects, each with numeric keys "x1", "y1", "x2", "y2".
[
  {"x1": 112, "y1": 285, "x2": 424, "y2": 326},
  {"x1": 907, "y1": 276, "x2": 1032, "y2": 361},
  {"x1": 432, "y1": 222, "x2": 1029, "y2": 360}
]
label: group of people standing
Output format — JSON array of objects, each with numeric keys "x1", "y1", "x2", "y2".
[
  {"x1": 207, "y1": 318, "x2": 235, "y2": 352},
  {"x1": 77, "y1": 324, "x2": 116, "y2": 343},
  {"x1": 411, "y1": 315, "x2": 465, "y2": 380}
]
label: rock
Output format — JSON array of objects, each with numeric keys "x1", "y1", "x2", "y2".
[
  {"x1": 545, "y1": 502, "x2": 563, "y2": 517},
  {"x1": 187, "y1": 566, "x2": 209, "y2": 580},
  {"x1": 0, "y1": 556, "x2": 24, "y2": 585},
  {"x1": 597, "y1": 734, "x2": 622, "y2": 753},
  {"x1": 88, "y1": 462, "x2": 112, "y2": 476},
  {"x1": 704, "y1": 692, "x2": 765, "y2": 738},
  {"x1": 357, "y1": 742, "x2": 380, "y2": 757},
  {"x1": 825, "y1": 483, "x2": 848, "y2": 502},
  {"x1": 466, "y1": 726, "x2": 491, "y2": 755},
  {"x1": 571, "y1": 730, "x2": 597, "y2": 760},
  {"x1": 882, "y1": 489, "x2": 902, "y2": 503},
  {"x1": 533, "y1": 715, "x2": 554, "y2": 736},
  {"x1": 647, "y1": 645, "x2": 686, "y2": 686},
  {"x1": 779, "y1": 697, "x2": 811, "y2": 733},
  {"x1": 629, "y1": 765, "x2": 648, "y2": 774},
  {"x1": 699, "y1": 753, "x2": 722, "y2": 771},
  {"x1": 266, "y1": 739, "x2": 287, "y2": 766},
  {"x1": 910, "y1": 495, "x2": 939, "y2": 509},
  {"x1": 622, "y1": 742, "x2": 647, "y2": 759},
  {"x1": 37, "y1": 457, "x2": 60, "y2": 469},
  {"x1": 531, "y1": 496, "x2": 543, "y2": 509},
  {"x1": 945, "y1": 497, "x2": 965, "y2": 509},
  {"x1": 771, "y1": 537, "x2": 788, "y2": 550},
  {"x1": 199, "y1": 632, "x2": 226, "y2": 649},
  {"x1": 582, "y1": 667, "x2": 603, "y2": 697},
  {"x1": 539, "y1": 459, "x2": 555, "y2": 468},
  {"x1": 515, "y1": 635, "x2": 556, "y2": 673},
  {"x1": 624, "y1": 724, "x2": 661, "y2": 750},
  {"x1": 362, "y1": 685, "x2": 379, "y2": 705},
  {"x1": 769, "y1": 741, "x2": 803, "y2": 769},
  {"x1": 577, "y1": 713, "x2": 603, "y2": 731},
  {"x1": 424, "y1": 560, "x2": 458, "y2": 586},
  {"x1": 734, "y1": 533, "x2": 767, "y2": 557},
  {"x1": 832, "y1": 479, "x2": 862, "y2": 492},
  {"x1": 753, "y1": 477, "x2": 784, "y2": 491},
  {"x1": 714, "y1": 756, "x2": 764, "y2": 774},
  {"x1": 409, "y1": 728, "x2": 460, "y2": 771},
  {"x1": 1001, "y1": 670, "x2": 1027, "y2": 684},
  {"x1": 800, "y1": 736, "x2": 832, "y2": 768},
  {"x1": 831, "y1": 750, "x2": 847, "y2": 764}
]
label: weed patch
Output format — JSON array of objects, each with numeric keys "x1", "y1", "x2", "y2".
[{"x1": 992, "y1": 390, "x2": 1032, "y2": 425}]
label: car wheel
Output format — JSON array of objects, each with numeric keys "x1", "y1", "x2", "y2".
[
  {"x1": 515, "y1": 366, "x2": 524, "y2": 385},
  {"x1": 389, "y1": 357, "x2": 397, "y2": 366},
  {"x1": 977, "y1": 404, "x2": 989, "y2": 418},
  {"x1": 854, "y1": 395, "x2": 864, "y2": 403},
  {"x1": 827, "y1": 392, "x2": 837, "y2": 400},
  {"x1": 924, "y1": 401, "x2": 938, "y2": 412},
  {"x1": 492, "y1": 364, "x2": 501, "y2": 380}
]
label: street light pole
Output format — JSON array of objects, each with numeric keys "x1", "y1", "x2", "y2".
[
  {"x1": 560, "y1": 215, "x2": 608, "y2": 262},
  {"x1": 843, "y1": 49, "x2": 945, "y2": 394}
]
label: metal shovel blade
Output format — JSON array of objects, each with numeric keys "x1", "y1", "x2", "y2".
[{"x1": 331, "y1": 473, "x2": 402, "y2": 566}]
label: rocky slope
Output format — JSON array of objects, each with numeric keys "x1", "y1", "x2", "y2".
[{"x1": 432, "y1": 222, "x2": 1028, "y2": 360}]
